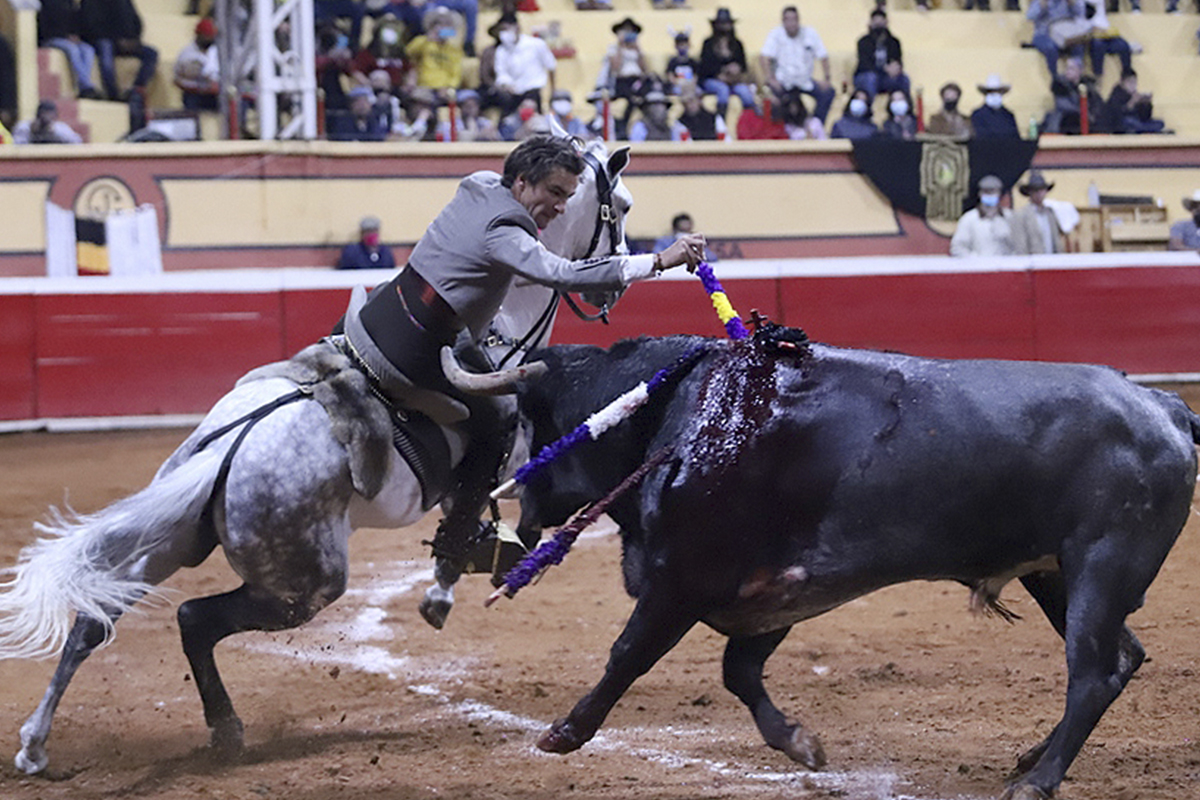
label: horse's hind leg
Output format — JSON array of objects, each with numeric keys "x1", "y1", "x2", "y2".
[
  {"x1": 723, "y1": 627, "x2": 826, "y2": 770},
  {"x1": 16, "y1": 613, "x2": 113, "y2": 774},
  {"x1": 177, "y1": 579, "x2": 344, "y2": 757}
]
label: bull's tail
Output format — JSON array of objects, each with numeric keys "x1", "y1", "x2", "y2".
[{"x1": 0, "y1": 448, "x2": 222, "y2": 661}]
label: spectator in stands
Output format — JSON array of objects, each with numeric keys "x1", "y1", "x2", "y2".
[
  {"x1": 1169, "y1": 190, "x2": 1200, "y2": 252},
  {"x1": 654, "y1": 213, "x2": 718, "y2": 261},
  {"x1": 79, "y1": 0, "x2": 159, "y2": 102},
  {"x1": 1083, "y1": 1, "x2": 1134, "y2": 80},
  {"x1": 354, "y1": 19, "x2": 409, "y2": 98},
  {"x1": 1027, "y1": 0, "x2": 1089, "y2": 78},
  {"x1": 367, "y1": 70, "x2": 403, "y2": 137},
  {"x1": 38, "y1": 0, "x2": 102, "y2": 100},
  {"x1": 174, "y1": 18, "x2": 220, "y2": 112},
  {"x1": 963, "y1": 1, "x2": 1023, "y2": 8},
  {"x1": 879, "y1": 89, "x2": 917, "y2": 140},
  {"x1": 1101, "y1": 68, "x2": 1165, "y2": 134},
  {"x1": 601, "y1": 17, "x2": 654, "y2": 139},
  {"x1": 830, "y1": 88, "x2": 877, "y2": 140},
  {"x1": 0, "y1": 118, "x2": 12, "y2": 145},
  {"x1": 1104, "y1": 0, "x2": 1140, "y2": 11},
  {"x1": 500, "y1": 96, "x2": 549, "y2": 140},
  {"x1": 400, "y1": 85, "x2": 440, "y2": 140},
  {"x1": 328, "y1": 85, "x2": 389, "y2": 141},
  {"x1": 950, "y1": 175, "x2": 1015, "y2": 257},
  {"x1": 652, "y1": 0, "x2": 689, "y2": 8},
  {"x1": 576, "y1": 0, "x2": 612, "y2": 9},
  {"x1": 1042, "y1": 56, "x2": 1103, "y2": 134},
  {"x1": 853, "y1": 8, "x2": 910, "y2": 105},
  {"x1": 427, "y1": 0, "x2": 480, "y2": 58},
  {"x1": 337, "y1": 216, "x2": 396, "y2": 269},
  {"x1": 492, "y1": 13, "x2": 556, "y2": 118},
  {"x1": 548, "y1": 89, "x2": 588, "y2": 139},
  {"x1": 927, "y1": 82, "x2": 972, "y2": 138},
  {"x1": 584, "y1": 89, "x2": 613, "y2": 141},
  {"x1": 317, "y1": 21, "x2": 366, "y2": 128},
  {"x1": 628, "y1": 90, "x2": 677, "y2": 142},
  {"x1": 699, "y1": 7, "x2": 759, "y2": 119},
  {"x1": 405, "y1": 7, "x2": 464, "y2": 99},
  {"x1": 314, "y1": 0, "x2": 365, "y2": 53},
  {"x1": 759, "y1": 5, "x2": 834, "y2": 123},
  {"x1": 665, "y1": 30, "x2": 699, "y2": 95},
  {"x1": 675, "y1": 84, "x2": 727, "y2": 141},
  {"x1": 442, "y1": 88, "x2": 498, "y2": 141},
  {"x1": 970, "y1": 74, "x2": 1021, "y2": 138},
  {"x1": 779, "y1": 90, "x2": 826, "y2": 140},
  {"x1": 0, "y1": 33, "x2": 15, "y2": 130},
  {"x1": 1011, "y1": 171, "x2": 1067, "y2": 254},
  {"x1": 12, "y1": 99, "x2": 83, "y2": 144}
]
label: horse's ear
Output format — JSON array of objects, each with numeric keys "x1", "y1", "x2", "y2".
[
  {"x1": 547, "y1": 113, "x2": 569, "y2": 140},
  {"x1": 608, "y1": 146, "x2": 631, "y2": 180}
]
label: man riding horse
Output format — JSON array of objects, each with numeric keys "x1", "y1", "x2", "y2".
[{"x1": 341, "y1": 135, "x2": 707, "y2": 605}]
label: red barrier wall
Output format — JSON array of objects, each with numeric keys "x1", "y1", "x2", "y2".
[{"x1": 3, "y1": 253, "x2": 1200, "y2": 425}]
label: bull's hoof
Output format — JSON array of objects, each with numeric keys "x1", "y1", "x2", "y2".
[
  {"x1": 207, "y1": 716, "x2": 245, "y2": 761},
  {"x1": 419, "y1": 588, "x2": 452, "y2": 630},
  {"x1": 781, "y1": 726, "x2": 826, "y2": 770},
  {"x1": 537, "y1": 718, "x2": 587, "y2": 754},
  {"x1": 14, "y1": 745, "x2": 48, "y2": 775},
  {"x1": 1000, "y1": 783, "x2": 1052, "y2": 800}
]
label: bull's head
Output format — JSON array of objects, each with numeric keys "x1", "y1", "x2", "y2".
[{"x1": 440, "y1": 347, "x2": 547, "y2": 395}]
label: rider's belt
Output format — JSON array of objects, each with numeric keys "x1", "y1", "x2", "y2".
[{"x1": 397, "y1": 265, "x2": 464, "y2": 339}]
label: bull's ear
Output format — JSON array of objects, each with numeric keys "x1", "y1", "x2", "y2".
[{"x1": 607, "y1": 146, "x2": 631, "y2": 180}]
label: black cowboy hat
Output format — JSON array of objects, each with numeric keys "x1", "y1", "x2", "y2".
[
  {"x1": 710, "y1": 8, "x2": 736, "y2": 25},
  {"x1": 1018, "y1": 170, "x2": 1055, "y2": 196},
  {"x1": 487, "y1": 12, "x2": 518, "y2": 40},
  {"x1": 612, "y1": 17, "x2": 642, "y2": 34}
]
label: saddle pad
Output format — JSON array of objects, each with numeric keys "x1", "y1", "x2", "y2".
[{"x1": 391, "y1": 408, "x2": 453, "y2": 512}]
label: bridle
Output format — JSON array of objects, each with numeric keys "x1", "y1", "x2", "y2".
[{"x1": 491, "y1": 148, "x2": 622, "y2": 368}]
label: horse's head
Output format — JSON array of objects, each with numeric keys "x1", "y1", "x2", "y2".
[{"x1": 540, "y1": 131, "x2": 632, "y2": 262}]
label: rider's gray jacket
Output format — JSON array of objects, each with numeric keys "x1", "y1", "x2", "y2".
[{"x1": 408, "y1": 171, "x2": 656, "y2": 340}]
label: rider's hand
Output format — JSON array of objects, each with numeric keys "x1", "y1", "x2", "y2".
[{"x1": 656, "y1": 233, "x2": 707, "y2": 273}]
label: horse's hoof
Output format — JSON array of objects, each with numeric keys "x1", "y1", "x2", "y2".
[
  {"x1": 419, "y1": 592, "x2": 452, "y2": 630},
  {"x1": 1000, "y1": 783, "x2": 1052, "y2": 800},
  {"x1": 536, "y1": 719, "x2": 586, "y2": 754},
  {"x1": 14, "y1": 746, "x2": 48, "y2": 775},
  {"x1": 208, "y1": 717, "x2": 245, "y2": 761},
  {"x1": 781, "y1": 726, "x2": 826, "y2": 770}
]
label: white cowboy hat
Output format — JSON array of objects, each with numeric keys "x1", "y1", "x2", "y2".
[
  {"x1": 976, "y1": 74, "x2": 1012, "y2": 94},
  {"x1": 1183, "y1": 189, "x2": 1200, "y2": 211}
]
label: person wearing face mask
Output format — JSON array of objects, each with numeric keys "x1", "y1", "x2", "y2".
[
  {"x1": 830, "y1": 88, "x2": 877, "y2": 140},
  {"x1": 601, "y1": 17, "x2": 653, "y2": 138},
  {"x1": 970, "y1": 74, "x2": 1020, "y2": 139},
  {"x1": 852, "y1": 8, "x2": 910, "y2": 105},
  {"x1": 338, "y1": 217, "x2": 397, "y2": 270},
  {"x1": 492, "y1": 13, "x2": 557, "y2": 119},
  {"x1": 665, "y1": 31, "x2": 700, "y2": 95},
  {"x1": 926, "y1": 82, "x2": 972, "y2": 139},
  {"x1": 880, "y1": 89, "x2": 916, "y2": 140},
  {"x1": 950, "y1": 175, "x2": 1015, "y2": 257},
  {"x1": 404, "y1": 8, "x2": 465, "y2": 98},
  {"x1": 1169, "y1": 191, "x2": 1200, "y2": 252},
  {"x1": 627, "y1": 90, "x2": 678, "y2": 142},
  {"x1": 548, "y1": 89, "x2": 588, "y2": 139}
]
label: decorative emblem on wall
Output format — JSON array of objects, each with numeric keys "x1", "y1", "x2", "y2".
[
  {"x1": 73, "y1": 177, "x2": 137, "y2": 220},
  {"x1": 919, "y1": 141, "x2": 969, "y2": 221}
]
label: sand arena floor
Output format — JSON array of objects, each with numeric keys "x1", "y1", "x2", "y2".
[{"x1": 1, "y1": 413, "x2": 1199, "y2": 800}]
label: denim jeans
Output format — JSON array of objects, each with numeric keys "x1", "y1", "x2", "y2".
[
  {"x1": 45, "y1": 38, "x2": 97, "y2": 93},
  {"x1": 1031, "y1": 31, "x2": 1084, "y2": 76},
  {"x1": 773, "y1": 82, "x2": 836, "y2": 123},
  {"x1": 701, "y1": 77, "x2": 757, "y2": 115},
  {"x1": 95, "y1": 39, "x2": 159, "y2": 100},
  {"x1": 852, "y1": 70, "x2": 912, "y2": 105},
  {"x1": 1089, "y1": 37, "x2": 1132, "y2": 77}
]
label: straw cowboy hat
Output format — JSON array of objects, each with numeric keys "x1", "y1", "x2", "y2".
[
  {"x1": 1183, "y1": 189, "x2": 1200, "y2": 211},
  {"x1": 976, "y1": 74, "x2": 1012, "y2": 94},
  {"x1": 1019, "y1": 170, "x2": 1056, "y2": 196}
]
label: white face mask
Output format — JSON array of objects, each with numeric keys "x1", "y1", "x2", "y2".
[
  {"x1": 551, "y1": 99, "x2": 572, "y2": 116},
  {"x1": 985, "y1": 92, "x2": 1004, "y2": 109},
  {"x1": 849, "y1": 98, "x2": 867, "y2": 117},
  {"x1": 499, "y1": 30, "x2": 517, "y2": 46},
  {"x1": 889, "y1": 100, "x2": 909, "y2": 117}
]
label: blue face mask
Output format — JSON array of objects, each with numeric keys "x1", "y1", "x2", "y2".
[
  {"x1": 622, "y1": 32, "x2": 638, "y2": 44},
  {"x1": 980, "y1": 193, "x2": 1000, "y2": 208},
  {"x1": 439, "y1": 26, "x2": 456, "y2": 39}
]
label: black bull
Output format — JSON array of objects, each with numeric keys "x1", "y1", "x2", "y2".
[{"x1": 508, "y1": 329, "x2": 1200, "y2": 800}]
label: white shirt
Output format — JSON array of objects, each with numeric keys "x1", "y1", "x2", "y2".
[
  {"x1": 495, "y1": 34, "x2": 557, "y2": 95},
  {"x1": 174, "y1": 42, "x2": 219, "y2": 89},
  {"x1": 761, "y1": 25, "x2": 827, "y2": 92},
  {"x1": 950, "y1": 207, "x2": 1014, "y2": 257}
]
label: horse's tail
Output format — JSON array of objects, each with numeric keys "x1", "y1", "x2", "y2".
[{"x1": 0, "y1": 447, "x2": 223, "y2": 661}]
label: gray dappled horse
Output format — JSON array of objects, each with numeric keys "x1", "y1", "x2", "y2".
[{"x1": 0, "y1": 133, "x2": 634, "y2": 775}]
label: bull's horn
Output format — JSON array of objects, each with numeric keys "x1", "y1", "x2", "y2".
[{"x1": 440, "y1": 346, "x2": 547, "y2": 395}]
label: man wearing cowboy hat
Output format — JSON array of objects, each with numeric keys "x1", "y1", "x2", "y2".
[
  {"x1": 970, "y1": 74, "x2": 1020, "y2": 139},
  {"x1": 1168, "y1": 190, "x2": 1200, "y2": 252},
  {"x1": 1012, "y1": 171, "x2": 1067, "y2": 255}
]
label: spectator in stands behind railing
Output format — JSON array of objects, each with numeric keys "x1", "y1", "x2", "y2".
[
  {"x1": 174, "y1": 18, "x2": 220, "y2": 112},
  {"x1": 830, "y1": 89, "x2": 877, "y2": 140},
  {"x1": 665, "y1": 30, "x2": 700, "y2": 95},
  {"x1": 600, "y1": 17, "x2": 655, "y2": 140},
  {"x1": 79, "y1": 0, "x2": 159, "y2": 102},
  {"x1": 654, "y1": 213, "x2": 718, "y2": 261},
  {"x1": 970, "y1": 74, "x2": 1021, "y2": 139},
  {"x1": 853, "y1": 8, "x2": 910, "y2": 106},
  {"x1": 12, "y1": 100, "x2": 83, "y2": 144},
  {"x1": 1083, "y1": 0, "x2": 1134, "y2": 80},
  {"x1": 927, "y1": 82, "x2": 972, "y2": 139},
  {"x1": 337, "y1": 216, "x2": 397, "y2": 269},
  {"x1": 492, "y1": 13, "x2": 556, "y2": 118},
  {"x1": 354, "y1": 19, "x2": 409, "y2": 101},
  {"x1": 627, "y1": 90, "x2": 677, "y2": 142},
  {"x1": 700, "y1": 8, "x2": 759, "y2": 119},
  {"x1": 1027, "y1": 0, "x2": 1088, "y2": 78},
  {"x1": 675, "y1": 84, "x2": 727, "y2": 141},
  {"x1": 404, "y1": 6, "x2": 465, "y2": 99},
  {"x1": 950, "y1": 174, "x2": 1015, "y2": 257},
  {"x1": 759, "y1": 5, "x2": 833, "y2": 123},
  {"x1": 38, "y1": 0, "x2": 102, "y2": 100},
  {"x1": 880, "y1": 90, "x2": 917, "y2": 140},
  {"x1": 1011, "y1": 171, "x2": 1068, "y2": 254},
  {"x1": 1100, "y1": 68, "x2": 1165, "y2": 134},
  {"x1": 548, "y1": 90, "x2": 589, "y2": 139},
  {"x1": 1169, "y1": 191, "x2": 1200, "y2": 252},
  {"x1": 0, "y1": 34, "x2": 19, "y2": 131},
  {"x1": 778, "y1": 90, "x2": 826, "y2": 141},
  {"x1": 328, "y1": 85, "x2": 390, "y2": 141},
  {"x1": 1042, "y1": 57, "x2": 1103, "y2": 134}
]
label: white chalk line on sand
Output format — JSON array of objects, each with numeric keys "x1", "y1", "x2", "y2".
[{"x1": 233, "y1": 532, "x2": 981, "y2": 800}]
